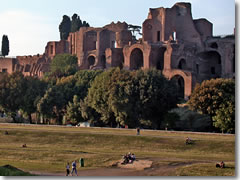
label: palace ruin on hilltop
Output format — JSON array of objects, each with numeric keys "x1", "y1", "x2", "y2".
[{"x1": 0, "y1": 2, "x2": 235, "y2": 99}]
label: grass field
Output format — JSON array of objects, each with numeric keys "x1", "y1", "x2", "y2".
[{"x1": 0, "y1": 123, "x2": 235, "y2": 176}]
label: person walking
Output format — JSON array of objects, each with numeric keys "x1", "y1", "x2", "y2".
[
  {"x1": 137, "y1": 128, "x2": 140, "y2": 135},
  {"x1": 66, "y1": 162, "x2": 70, "y2": 176},
  {"x1": 71, "y1": 160, "x2": 78, "y2": 176}
]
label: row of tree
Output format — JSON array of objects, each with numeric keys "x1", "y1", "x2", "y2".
[
  {"x1": 59, "y1": 13, "x2": 90, "y2": 40},
  {"x1": 0, "y1": 54, "x2": 235, "y2": 132}
]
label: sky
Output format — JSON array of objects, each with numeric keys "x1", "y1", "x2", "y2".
[{"x1": 0, "y1": 0, "x2": 236, "y2": 56}]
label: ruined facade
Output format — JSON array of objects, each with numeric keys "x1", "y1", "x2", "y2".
[{"x1": 0, "y1": 2, "x2": 235, "y2": 99}]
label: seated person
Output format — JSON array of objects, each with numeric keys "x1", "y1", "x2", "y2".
[
  {"x1": 220, "y1": 161, "x2": 225, "y2": 168},
  {"x1": 131, "y1": 153, "x2": 136, "y2": 161},
  {"x1": 186, "y1": 137, "x2": 192, "y2": 144}
]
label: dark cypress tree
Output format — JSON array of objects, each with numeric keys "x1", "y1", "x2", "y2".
[
  {"x1": 1, "y1": 35, "x2": 9, "y2": 57},
  {"x1": 71, "y1": 14, "x2": 82, "y2": 32},
  {"x1": 59, "y1": 15, "x2": 71, "y2": 40}
]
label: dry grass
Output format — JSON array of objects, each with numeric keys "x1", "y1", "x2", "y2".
[{"x1": 0, "y1": 123, "x2": 235, "y2": 176}]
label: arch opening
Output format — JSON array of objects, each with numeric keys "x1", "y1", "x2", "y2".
[
  {"x1": 178, "y1": 58, "x2": 187, "y2": 70},
  {"x1": 156, "y1": 47, "x2": 166, "y2": 71},
  {"x1": 197, "y1": 51, "x2": 222, "y2": 77},
  {"x1": 172, "y1": 75, "x2": 185, "y2": 99},
  {"x1": 87, "y1": 56, "x2": 96, "y2": 69},
  {"x1": 130, "y1": 48, "x2": 144, "y2": 70},
  {"x1": 101, "y1": 55, "x2": 106, "y2": 69}
]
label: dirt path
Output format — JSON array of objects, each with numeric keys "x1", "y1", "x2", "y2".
[{"x1": 29, "y1": 158, "x2": 220, "y2": 176}]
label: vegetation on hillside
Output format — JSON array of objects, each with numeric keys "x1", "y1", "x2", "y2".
[
  {"x1": 187, "y1": 78, "x2": 235, "y2": 133},
  {"x1": 0, "y1": 55, "x2": 235, "y2": 133}
]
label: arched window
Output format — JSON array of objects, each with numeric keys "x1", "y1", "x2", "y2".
[
  {"x1": 171, "y1": 75, "x2": 185, "y2": 99},
  {"x1": 130, "y1": 48, "x2": 144, "y2": 70},
  {"x1": 87, "y1": 56, "x2": 95, "y2": 69},
  {"x1": 178, "y1": 59, "x2": 187, "y2": 70}
]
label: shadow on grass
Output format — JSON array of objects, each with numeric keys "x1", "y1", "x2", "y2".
[{"x1": 0, "y1": 165, "x2": 35, "y2": 176}]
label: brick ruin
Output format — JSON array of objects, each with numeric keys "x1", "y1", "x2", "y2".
[{"x1": 0, "y1": 2, "x2": 235, "y2": 99}]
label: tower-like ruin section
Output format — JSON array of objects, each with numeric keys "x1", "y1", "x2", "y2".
[{"x1": 142, "y1": 2, "x2": 213, "y2": 47}]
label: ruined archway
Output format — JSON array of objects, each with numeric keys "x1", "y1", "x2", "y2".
[
  {"x1": 156, "y1": 47, "x2": 166, "y2": 71},
  {"x1": 87, "y1": 56, "x2": 96, "y2": 69},
  {"x1": 171, "y1": 75, "x2": 185, "y2": 99},
  {"x1": 130, "y1": 48, "x2": 144, "y2": 70},
  {"x1": 178, "y1": 58, "x2": 187, "y2": 70},
  {"x1": 197, "y1": 51, "x2": 222, "y2": 77},
  {"x1": 101, "y1": 55, "x2": 106, "y2": 69}
]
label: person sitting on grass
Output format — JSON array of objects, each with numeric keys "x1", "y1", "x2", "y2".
[
  {"x1": 220, "y1": 161, "x2": 225, "y2": 168},
  {"x1": 121, "y1": 153, "x2": 136, "y2": 164},
  {"x1": 216, "y1": 161, "x2": 225, "y2": 168},
  {"x1": 121, "y1": 154, "x2": 129, "y2": 164},
  {"x1": 186, "y1": 137, "x2": 193, "y2": 145}
]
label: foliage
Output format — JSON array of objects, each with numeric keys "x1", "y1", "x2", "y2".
[
  {"x1": 20, "y1": 76, "x2": 47, "y2": 123},
  {"x1": 71, "y1": 14, "x2": 82, "y2": 32},
  {"x1": 0, "y1": 72, "x2": 26, "y2": 122},
  {"x1": 59, "y1": 14, "x2": 90, "y2": 40},
  {"x1": 162, "y1": 112, "x2": 180, "y2": 130},
  {"x1": 86, "y1": 68, "x2": 178, "y2": 129},
  {"x1": 168, "y1": 106, "x2": 212, "y2": 132},
  {"x1": 213, "y1": 102, "x2": 235, "y2": 133},
  {"x1": 188, "y1": 78, "x2": 235, "y2": 133},
  {"x1": 0, "y1": 165, "x2": 34, "y2": 176},
  {"x1": 49, "y1": 54, "x2": 78, "y2": 78},
  {"x1": 59, "y1": 15, "x2": 71, "y2": 40},
  {"x1": 38, "y1": 70, "x2": 102, "y2": 124},
  {"x1": 1, "y1": 35, "x2": 9, "y2": 57},
  {"x1": 134, "y1": 69, "x2": 178, "y2": 129},
  {"x1": 65, "y1": 95, "x2": 82, "y2": 125}
]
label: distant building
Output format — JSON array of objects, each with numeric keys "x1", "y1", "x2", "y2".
[{"x1": 0, "y1": 2, "x2": 235, "y2": 99}]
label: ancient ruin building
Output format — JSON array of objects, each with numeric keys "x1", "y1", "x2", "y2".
[{"x1": 0, "y1": 2, "x2": 235, "y2": 99}]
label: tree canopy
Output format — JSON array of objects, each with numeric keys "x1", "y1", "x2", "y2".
[
  {"x1": 86, "y1": 68, "x2": 178, "y2": 129},
  {"x1": 188, "y1": 78, "x2": 235, "y2": 133},
  {"x1": 59, "y1": 14, "x2": 90, "y2": 40},
  {"x1": 1, "y1": 35, "x2": 9, "y2": 57},
  {"x1": 49, "y1": 54, "x2": 78, "y2": 78},
  {"x1": 59, "y1": 15, "x2": 71, "y2": 40}
]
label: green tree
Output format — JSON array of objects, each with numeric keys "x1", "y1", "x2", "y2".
[
  {"x1": 188, "y1": 78, "x2": 235, "y2": 132},
  {"x1": 59, "y1": 15, "x2": 71, "y2": 40},
  {"x1": 65, "y1": 95, "x2": 82, "y2": 125},
  {"x1": 0, "y1": 72, "x2": 25, "y2": 122},
  {"x1": 213, "y1": 101, "x2": 235, "y2": 133},
  {"x1": 38, "y1": 70, "x2": 102, "y2": 125},
  {"x1": 1, "y1": 35, "x2": 9, "y2": 57},
  {"x1": 86, "y1": 68, "x2": 178, "y2": 129},
  {"x1": 20, "y1": 76, "x2": 47, "y2": 124},
  {"x1": 134, "y1": 69, "x2": 178, "y2": 129},
  {"x1": 49, "y1": 54, "x2": 78, "y2": 78},
  {"x1": 71, "y1": 14, "x2": 82, "y2": 32},
  {"x1": 82, "y1": 21, "x2": 90, "y2": 27}
]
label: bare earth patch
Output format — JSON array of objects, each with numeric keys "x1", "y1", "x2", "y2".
[{"x1": 116, "y1": 160, "x2": 153, "y2": 170}]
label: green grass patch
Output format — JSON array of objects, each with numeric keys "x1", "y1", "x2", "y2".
[
  {"x1": 0, "y1": 165, "x2": 34, "y2": 176},
  {"x1": 0, "y1": 124, "x2": 235, "y2": 176},
  {"x1": 175, "y1": 162, "x2": 235, "y2": 176}
]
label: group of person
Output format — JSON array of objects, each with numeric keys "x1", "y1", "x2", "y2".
[
  {"x1": 121, "y1": 152, "x2": 136, "y2": 164},
  {"x1": 66, "y1": 161, "x2": 78, "y2": 176},
  {"x1": 216, "y1": 161, "x2": 225, "y2": 168}
]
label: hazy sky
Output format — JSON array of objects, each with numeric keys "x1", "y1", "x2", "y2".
[{"x1": 0, "y1": 0, "x2": 236, "y2": 56}]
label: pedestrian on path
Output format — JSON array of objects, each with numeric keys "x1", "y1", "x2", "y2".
[
  {"x1": 66, "y1": 162, "x2": 70, "y2": 176},
  {"x1": 71, "y1": 160, "x2": 78, "y2": 176}
]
